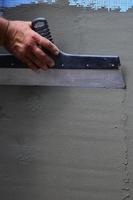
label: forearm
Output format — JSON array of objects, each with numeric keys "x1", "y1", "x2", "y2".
[{"x1": 0, "y1": 17, "x2": 9, "y2": 46}]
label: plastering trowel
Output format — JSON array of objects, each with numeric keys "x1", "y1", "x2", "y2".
[{"x1": 0, "y1": 18, "x2": 125, "y2": 88}]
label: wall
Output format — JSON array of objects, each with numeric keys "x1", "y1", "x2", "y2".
[{"x1": 0, "y1": 2, "x2": 133, "y2": 200}]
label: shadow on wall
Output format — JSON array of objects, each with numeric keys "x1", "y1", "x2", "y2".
[{"x1": 0, "y1": 0, "x2": 133, "y2": 12}]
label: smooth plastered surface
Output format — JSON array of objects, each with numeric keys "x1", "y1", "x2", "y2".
[{"x1": 0, "y1": 3, "x2": 132, "y2": 200}]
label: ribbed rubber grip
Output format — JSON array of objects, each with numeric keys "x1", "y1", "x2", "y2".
[{"x1": 32, "y1": 18, "x2": 54, "y2": 43}]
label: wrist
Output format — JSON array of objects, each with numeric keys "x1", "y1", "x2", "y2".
[{"x1": 0, "y1": 17, "x2": 10, "y2": 46}]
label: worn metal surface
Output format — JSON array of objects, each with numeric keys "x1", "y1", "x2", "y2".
[{"x1": 0, "y1": 68, "x2": 125, "y2": 88}]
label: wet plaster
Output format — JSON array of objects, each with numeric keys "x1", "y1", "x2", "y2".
[
  {"x1": 0, "y1": 86, "x2": 125, "y2": 200},
  {"x1": 0, "y1": 3, "x2": 132, "y2": 200}
]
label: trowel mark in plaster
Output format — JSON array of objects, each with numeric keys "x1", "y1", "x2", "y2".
[
  {"x1": 0, "y1": 0, "x2": 133, "y2": 12},
  {"x1": 121, "y1": 92, "x2": 130, "y2": 200}
]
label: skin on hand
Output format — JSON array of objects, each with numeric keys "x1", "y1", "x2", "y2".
[{"x1": 4, "y1": 20, "x2": 59, "y2": 71}]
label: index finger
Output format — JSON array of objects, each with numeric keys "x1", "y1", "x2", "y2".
[{"x1": 39, "y1": 37, "x2": 60, "y2": 56}]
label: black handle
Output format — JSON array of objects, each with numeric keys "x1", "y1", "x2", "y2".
[{"x1": 32, "y1": 18, "x2": 54, "y2": 43}]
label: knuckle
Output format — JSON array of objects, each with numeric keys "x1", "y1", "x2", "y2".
[
  {"x1": 46, "y1": 40, "x2": 52, "y2": 48},
  {"x1": 36, "y1": 47, "x2": 44, "y2": 56},
  {"x1": 32, "y1": 33, "x2": 39, "y2": 41},
  {"x1": 42, "y1": 53, "x2": 47, "y2": 59},
  {"x1": 25, "y1": 42, "x2": 32, "y2": 49},
  {"x1": 33, "y1": 46, "x2": 39, "y2": 54},
  {"x1": 25, "y1": 38, "x2": 35, "y2": 49},
  {"x1": 34, "y1": 49, "x2": 44, "y2": 60},
  {"x1": 19, "y1": 47, "x2": 25, "y2": 55}
]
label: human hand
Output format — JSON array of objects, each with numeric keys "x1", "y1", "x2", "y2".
[{"x1": 4, "y1": 20, "x2": 59, "y2": 71}]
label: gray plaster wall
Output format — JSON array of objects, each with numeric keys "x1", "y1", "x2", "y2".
[{"x1": 0, "y1": 3, "x2": 132, "y2": 200}]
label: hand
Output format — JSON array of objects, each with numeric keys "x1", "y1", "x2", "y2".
[{"x1": 4, "y1": 20, "x2": 59, "y2": 71}]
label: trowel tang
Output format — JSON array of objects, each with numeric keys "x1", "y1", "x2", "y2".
[
  {"x1": 0, "y1": 52, "x2": 120, "y2": 69},
  {"x1": 53, "y1": 52, "x2": 120, "y2": 69},
  {"x1": 31, "y1": 17, "x2": 121, "y2": 70}
]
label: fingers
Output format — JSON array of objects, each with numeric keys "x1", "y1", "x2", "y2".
[
  {"x1": 19, "y1": 42, "x2": 55, "y2": 71},
  {"x1": 27, "y1": 62, "x2": 38, "y2": 71},
  {"x1": 41, "y1": 39, "x2": 59, "y2": 55},
  {"x1": 23, "y1": 57, "x2": 38, "y2": 71},
  {"x1": 31, "y1": 45, "x2": 55, "y2": 69},
  {"x1": 5, "y1": 20, "x2": 60, "y2": 71},
  {"x1": 25, "y1": 33, "x2": 58, "y2": 70},
  {"x1": 23, "y1": 55, "x2": 47, "y2": 71},
  {"x1": 28, "y1": 55, "x2": 48, "y2": 71},
  {"x1": 33, "y1": 33, "x2": 60, "y2": 56}
]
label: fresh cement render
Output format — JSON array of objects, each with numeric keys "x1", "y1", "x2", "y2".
[{"x1": 0, "y1": 2, "x2": 132, "y2": 200}]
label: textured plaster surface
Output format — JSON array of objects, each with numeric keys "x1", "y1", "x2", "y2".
[{"x1": 0, "y1": 3, "x2": 132, "y2": 200}]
